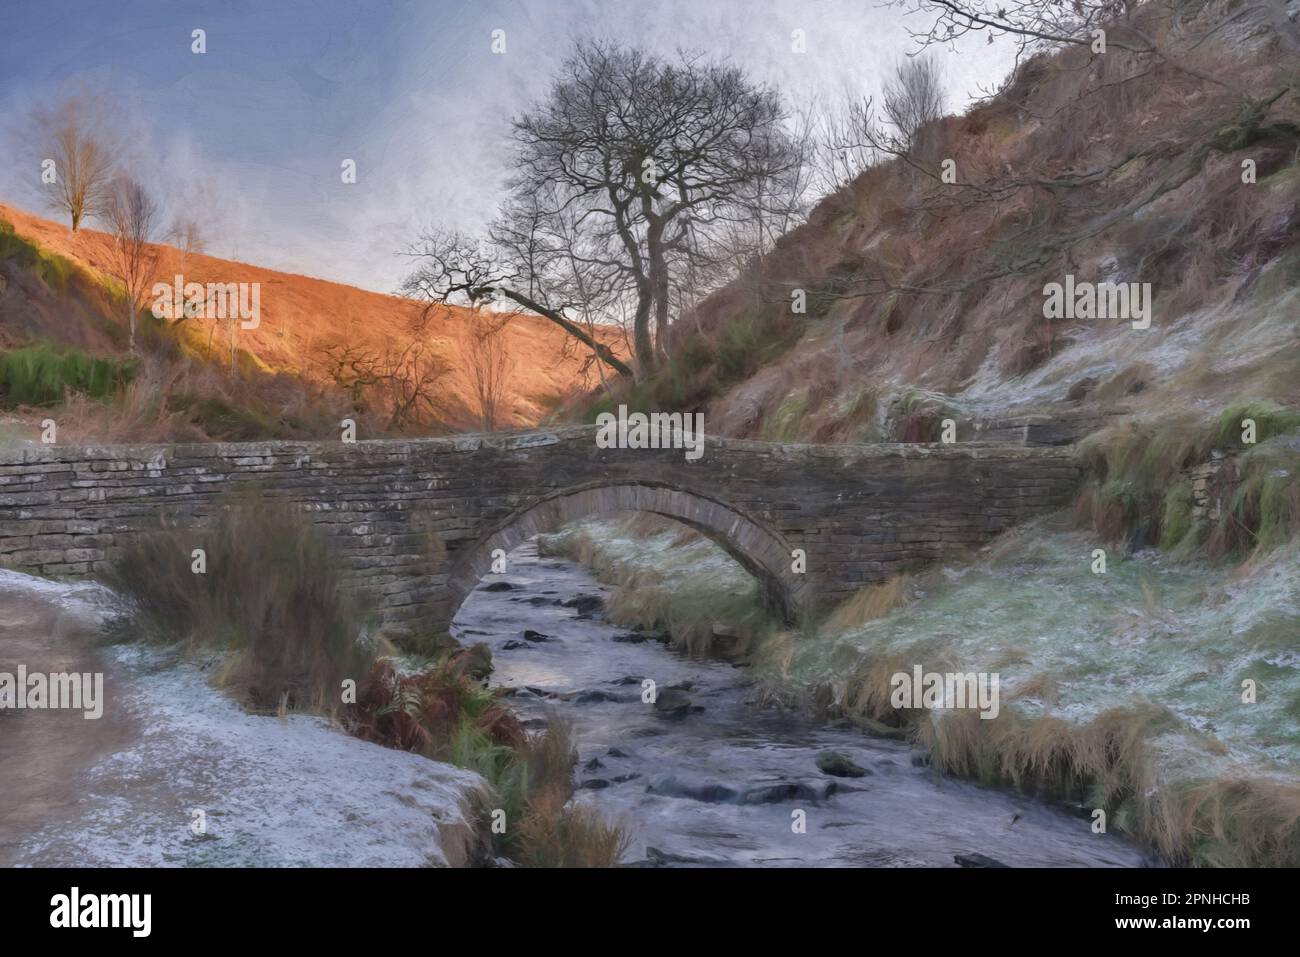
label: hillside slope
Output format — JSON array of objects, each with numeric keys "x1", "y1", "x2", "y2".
[
  {"x1": 631, "y1": 3, "x2": 1297, "y2": 446},
  {"x1": 1, "y1": 202, "x2": 621, "y2": 442}
]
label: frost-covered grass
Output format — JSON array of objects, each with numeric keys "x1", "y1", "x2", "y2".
[
  {"x1": 539, "y1": 513, "x2": 775, "y2": 657},
  {"x1": 1075, "y1": 410, "x2": 1300, "y2": 556},
  {"x1": 546, "y1": 513, "x2": 1300, "y2": 865},
  {"x1": 792, "y1": 523, "x2": 1300, "y2": 776},
  {"x1": 102, "y1": 502, "x2": 375, "y2": 715},
  {"x1": 789, "y1": 521, "x2": 1300, "y2": 865},
  {"x1": 960, "y1": 275, "x2": 1300, "y2": 422}
]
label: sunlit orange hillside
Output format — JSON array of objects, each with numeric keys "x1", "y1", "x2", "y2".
[{"x1": 0, "y1": 202, "x2": 625, "y2": 436}]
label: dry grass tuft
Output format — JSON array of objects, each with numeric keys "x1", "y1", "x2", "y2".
[
  {"x1": 834, "y1": 650, "x2": 1300, "y2": 865},
  {"x1": 515, "y1": 787, "x2": 633, "y2": 868},
  {"x1": 824, "y1": 575, "x2": 912, "y2": 633},
  {"x1": 104, "y1": 501, "x2": 374, "y2": 713}
]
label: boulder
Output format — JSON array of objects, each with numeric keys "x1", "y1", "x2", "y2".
[
  {"x1": 652, "y1": 688, "x2": 695, "y2": 718},
  {"x1": 562, "y1": 594, "x2": 604, "y2": 618},
  {"x1": 816, "y1": 750, "x2": 870, "y2": 778}
]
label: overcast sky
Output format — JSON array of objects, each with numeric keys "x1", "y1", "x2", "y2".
[{"x1": 0, "y1": 0, "x2": 1018, "y2": 293}]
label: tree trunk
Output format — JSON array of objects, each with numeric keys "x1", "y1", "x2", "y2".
[
  {"x1": 647, "y1": 218, "x2": 671, "y2": 364},
  {"x1": 497, "y1": 289, "x2": 635, "y2": 379},
  {"x1": 631, "y1": 279, "x2": 657, "y2": 378}
]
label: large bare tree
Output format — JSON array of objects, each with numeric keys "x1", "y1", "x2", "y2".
[
  {"x1": 403, "y1": 40, "x2": 803, "y2": 379},
  {"x1": 30, "y1": 94, "x2": 118, "y2": 231}
]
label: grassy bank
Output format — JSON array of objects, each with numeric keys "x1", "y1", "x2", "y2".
[
  {"x1": 102, "y1": 502, "x2": 627, "y2": 866},
  {"x1": 0, "y1": 343, "x2": 136, "y2": 408},
  {"x1": 1075, "y1": 403, "x2": 1300, "y2": 557}
]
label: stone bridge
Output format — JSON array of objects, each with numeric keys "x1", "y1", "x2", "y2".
[{"x1": 0, "y1": 426, "x2": 1083, "y2": 632}]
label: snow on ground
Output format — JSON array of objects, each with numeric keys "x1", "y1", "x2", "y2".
[
  {"x1": 0, "y1": 566, "x2": 119, "y2": 621},
  {"x1": 1, "y1": 569, "x2": 489, "y2": 868}
]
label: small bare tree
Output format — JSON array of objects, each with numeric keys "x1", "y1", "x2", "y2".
[
  {"x1": 168, "y1": 217, "x2": 206, "y2": 264},
  {"x1": 882, "y1": 56, "x2": 946, "y2": 151},
  {"x1": 380, "y1": 339, "x2": 448, "y2": 431},
  {"x1": 806, "y1": 58, "x2": 945, "y2": 190},
  {"x1": 30, "y1": 94, "x2": 118, "y2": 231},
  {"x1": 320, "y1": 337, "x2": 448, "y2": 432},
  {"x1": 464, "y1": 313, "x2": 515, "y2": 432},
  {"x1": 104, "y1": 177, "x2": 160, "y2": 354},
  {"x1": 320, "y1": 341, "x2": 385, "y2": 409},
  {"x1": 811, "y1": 94, "x2": 881, "y2": 194}
]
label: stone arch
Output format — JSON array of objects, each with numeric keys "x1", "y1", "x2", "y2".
[{"x1": 447, "y1": 481, "x2": 809, "y2": 625}]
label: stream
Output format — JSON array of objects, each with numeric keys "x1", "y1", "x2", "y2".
[{"x1": 453, "y1": 540, "x2": 1151, "y2": 868}]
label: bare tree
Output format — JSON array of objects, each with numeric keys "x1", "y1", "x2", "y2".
[
  {"x1": 166, "y1": 176, "x2": 216, "y2": 272},
  {"x1": 30, "y1": 94, "x2": 118, "y2": 231},
  {"x1": 162, "y1": 216, "x2": 210, "y2": 324},
  {"x1": 809, "y1": 94, "x2": 882, "y2": 194},
  {"x1": 380, "y1": 339, "x2": 448, "y2": 431},
  {"x1": 464, "y1": 313, "x2": 515, "y2": 431},
  {"x1": 320, "y1": 341, "x2": 385, "y2": 409},
  {"x1": 685, "y1": 103, "x2": 821, "y2": 293},
  {"x1": 404, "y1": 40, "x2": 803, "y2": 379},
  {"x1": 104, "y1": 177, "x2": 160, "y2": 354},
  {"x1": 807, "y1": 63, "x2": 942, "y2": 196},
  {"x1": 168, "y1": 217, "x2": 206, "y2": 264},
  {"x1": 319, "y1": 337, "x2": 449, "y2": 432},
  {"x1": 882, "y1": 56, "x2": 946, "y2": 151}
]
